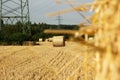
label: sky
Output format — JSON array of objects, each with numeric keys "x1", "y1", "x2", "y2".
[{"x1": 29, "y1": 0, "x2": 94, "y2": 25}]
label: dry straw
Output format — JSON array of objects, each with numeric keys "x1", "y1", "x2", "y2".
[{"x1": 91, "y1": 0, "x2": 120, "y2": 80}]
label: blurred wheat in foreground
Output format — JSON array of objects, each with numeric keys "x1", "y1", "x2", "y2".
[{"x1": 91, "y1": 0, "x2": 120, "y2": 80}]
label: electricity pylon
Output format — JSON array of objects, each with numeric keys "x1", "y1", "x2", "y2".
[
  {"x1": 0, "y1": 0, "x2": 31, "y2": 34},
  {"x1": 56, "y1": 13, "x2": 63, "y2": 29}
]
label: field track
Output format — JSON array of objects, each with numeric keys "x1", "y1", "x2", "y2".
[{"x1": 0, "y1": 42, "x2": 95, "y2": 80}]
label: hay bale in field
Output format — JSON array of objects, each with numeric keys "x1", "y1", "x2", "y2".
[
  {"x1": 35, "y1": 41, "x2": 40, "y2": 45},
  {"x1": 53, "y1": 36, "x2": 65, "y2": 47},
  {"x1": 48, "y1": 38, "x2": 53, "y2": 42},
  {"x1": 35, "y1": 38, "x2": 43, "y2": 45},
  {"x1": 23, "y1": 41, "x2": 35, "y2": 46},
  {"x1": 45, "y1": 39, "x2": 49, "y2": 42},
  {"x1": 39, "y1": 38, "x2": 43, "y2": 42}
]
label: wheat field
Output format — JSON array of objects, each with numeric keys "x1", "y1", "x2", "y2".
[{"x1": 0, "y1": 42, "x2": 95, "y2": 80}]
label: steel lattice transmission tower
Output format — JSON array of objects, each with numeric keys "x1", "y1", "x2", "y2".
[{"x1": 0, "y1": 0, "x2": 31, "y2": 34}]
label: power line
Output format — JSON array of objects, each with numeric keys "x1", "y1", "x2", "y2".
[
  {"x1": 66, "y1": 0, "x2": 91, "y2": 24},
  {"x1": 56, "y1": 13, "x2": 63, "y2": 29},
  {"x1": 0, "y1": 0, "x2": 31, "y2": 34}
]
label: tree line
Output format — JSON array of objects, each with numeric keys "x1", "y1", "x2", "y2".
[{"x1": 0, "y1": 22, "x2": 78, "y2": 45}]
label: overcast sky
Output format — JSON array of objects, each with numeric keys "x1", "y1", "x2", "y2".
[{"x1": 29, "y1": 0, "x2": 93, "y2": 25}]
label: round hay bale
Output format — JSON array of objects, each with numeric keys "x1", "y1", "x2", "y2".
[
  {"x1": 45, "y1": 39, "x2": 49, "y2": 42},
  {"x1": 53, "y1": 36, "x2": 65, "y2": 47},
  {"x1": 23, "y1": 41, "x2": 34, "y2": 46},
  {"x1": 35, "y1": 42, "x2": 40, "y2": 45},
  {"x1": 48, "y1": 38, "x2": 53, "y2": 42},
  {"x1": 39, "y1": 38, "x2": 43, "y2": 42}
]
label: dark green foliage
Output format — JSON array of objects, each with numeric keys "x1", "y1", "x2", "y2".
[{"x1": 0, "y1": 22, "x2": 78, "y2": 45}]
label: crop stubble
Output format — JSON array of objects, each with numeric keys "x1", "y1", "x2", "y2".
[{"x1": 0, "y1": 42, "x2": 95, "y2": 80}]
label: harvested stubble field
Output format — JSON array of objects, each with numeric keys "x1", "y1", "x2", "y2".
[{"x1": 0, "y1": 42, "x2": 95, "y2": 80}]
